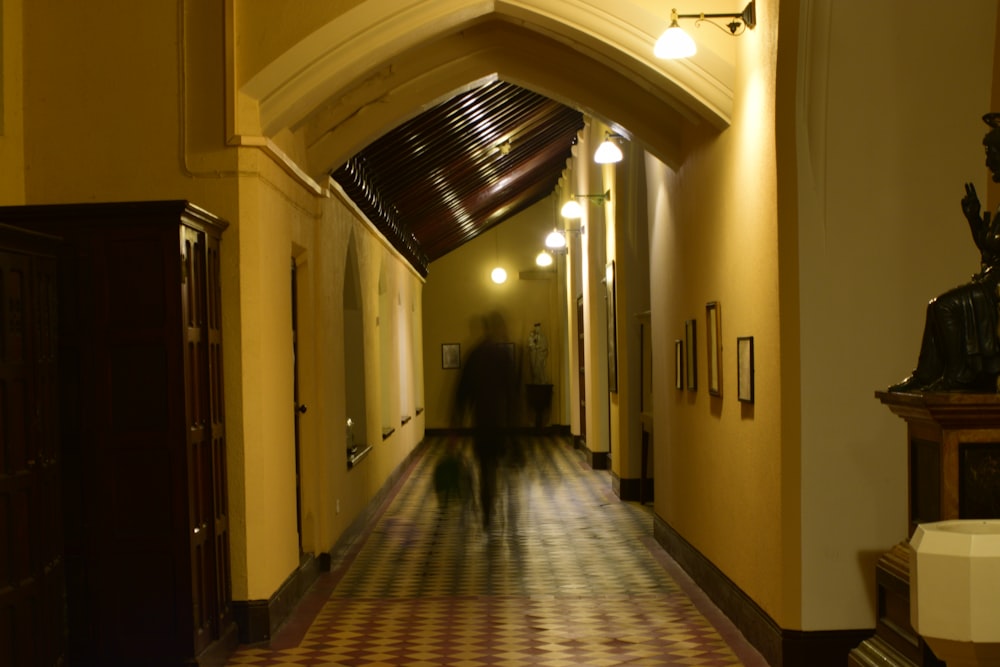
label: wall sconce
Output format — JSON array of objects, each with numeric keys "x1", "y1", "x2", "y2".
[
  {"x1": 544, "y1": 225, "x2": 585, "y2": 250},
  {"x1": 560, "y1": 190, "x2": 611, "y2": 219},
  {"x1": 654, "y1": 0, "x2": 756, "y2": 59},
  {"x1": 535, "y1": 250, "x2": 554, "y2": 267},
  {"x1": 594, "y1": 133, "x2": 624, "y2": 164},
  {"x1": 545, "y1": 229, "x2": 568, "y2": 249}
]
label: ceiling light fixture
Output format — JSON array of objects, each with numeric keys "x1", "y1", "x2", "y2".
[
  {"x1": 560, "y1": 190, "x2": 611, "y2": 219},
  {"x1": 491, "y1": 226, "x2": 507, "y2": 284},
  {"x1": 594, "y1": 133, "x2": 624, "y2": 164},
  {"x1": 654, "y1": 1, "x2": 756, "y2": 60}
]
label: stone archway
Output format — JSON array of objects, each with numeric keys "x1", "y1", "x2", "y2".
[{"x1": 233, "y1": 1, "x2": 742, "y2": 182}]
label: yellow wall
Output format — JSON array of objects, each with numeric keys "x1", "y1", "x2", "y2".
[
  {"x1": 595, "y1": 123, "x2": 650, "y2": 482},
  {"x1": 16, "y1": 0, "x2": 428, "y2": 604},
  {"x1": 566, "y1": 130, "x2": 612, "y2": 456},
  {"x1": 23, "y1": 2, "x2": 194, "y2": 202},
  {"x1": 644, "y1": 0, "x2": 999, "y2": 632},
  {"x1": 787, "y1": 0, "x2": 998, "y2": 630},
  {"x1": 423, "y1": 196, "x2": 564, "y2": 429},
  {"x1": 15, "y1": 0, "x2": 1000, "y2": 640},
  {"x1": 230, "y1": 159, "x2": 428, "y2": 600},
  {"x1": 225, "y1": 0, "x2": 799, "y2": 628},
  {"x1": 646, "y1": 2, "x2": 788, "y2": 623},
  {"x1": 0, "y1": 0, "x2": 25, "y2": 204}
]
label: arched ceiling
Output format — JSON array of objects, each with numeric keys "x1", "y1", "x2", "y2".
[{"x1": 234, "y1": 1, "x2": 741, "y2": 273}]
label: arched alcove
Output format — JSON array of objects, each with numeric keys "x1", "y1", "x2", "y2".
[
  {"x1": 397, "y1": 283, "x2": 414, "y2": 423},
  {"x1": 343, "y1": 232, "x2": 369, "y2": 462},
  {"x1": 377, "y1": 258, "x2": 394, "y2": 437}
]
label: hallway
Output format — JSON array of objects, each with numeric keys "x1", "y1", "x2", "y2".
[{"x1": 224, "y1": 435, "x2": 768, "y2": 666}]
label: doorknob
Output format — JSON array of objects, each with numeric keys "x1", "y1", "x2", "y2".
[{"x1": 297, "y1": 404, "x2": 308, "y2": 414}]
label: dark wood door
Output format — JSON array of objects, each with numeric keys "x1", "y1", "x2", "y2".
[{"x1": 0, "y1": 248, "x2": 64, "y2": 667}]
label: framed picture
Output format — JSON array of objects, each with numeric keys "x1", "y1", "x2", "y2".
[
  {"x1": 606, "y1": 260, "x2": 618, "y2": 393},
  {"x1": 675, "y1": 339, "x2": 683, "y2": 390},
  {"x1": 685, "y1": 319, "x2": 697, "y2": 391},
  {"x1": 441, "y1": 343, "x2": 461, "y2": 369},
  {"x1": 706, "y1": 302, "x2": 722, "y2": 397},
  {"x1": 737, "y1": 336, "x2": 754, "y2": 403}
]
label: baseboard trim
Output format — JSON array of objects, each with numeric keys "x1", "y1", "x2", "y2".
[
  {"x1": 232, "y1": 438, "x2": 433, "y2": 645},
  {"x1": 653, "y1": 514, "x2": 872, "y2": 667},
  {"x1": 587, "y1": 448, "x2": 608, "y2": 470},
  {"x1": 233, "y1": 555, "x2": 321, "y2": 644},
  {"x1": 425, "y1": 425, "x2": 571, "y2": 437},
  {"x1": 570, "y1": 437, "x2": 608, "y2": 469},
  {"x1": 327, "y1": 437, "x2": 432, "y2": 570},
  {"x1": 611, "y1": 473, "x2": 653, "y2": 503}
]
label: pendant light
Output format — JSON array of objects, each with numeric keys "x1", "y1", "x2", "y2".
[{"x1": 490, "y1": 227, "x2": 507, "y2": 284}]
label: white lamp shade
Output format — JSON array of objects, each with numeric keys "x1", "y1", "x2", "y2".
[
  {"x1": 545, "y1": 229, "x2": 567, "y2": 249},
  {"x1": 560, "y1": 200, "x2": 584, "y2": 219},
  {"x1": 535, "y1": 251, "x2": 553, "y2": 267},
  {"x1": 594, "y1": 140, "x2": 623, "y2": 164},
  {"x1": 654, "y1": 24, "x2": 697, "y2": 59},
  {"x1": 490, "y1": 266, "x2": 508, "y2": 284}
]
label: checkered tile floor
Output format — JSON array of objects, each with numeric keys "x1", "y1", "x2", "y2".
[{"x1": 225, "y1": 435, "x2": 768, "y2": 666}]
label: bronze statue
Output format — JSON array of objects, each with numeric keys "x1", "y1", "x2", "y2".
[{"x1": 890, "y1": 113, "x2": 1000, "y2": 392}]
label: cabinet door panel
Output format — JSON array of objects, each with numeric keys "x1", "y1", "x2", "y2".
[
  {"x1": 0, "y1": 249, "x2": 64, "y2": 667},
  {"x1": 183, "y1": 226, "x2": 215, "y2": 652}
]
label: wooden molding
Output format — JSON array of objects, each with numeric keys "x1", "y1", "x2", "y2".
[{"x1": 653, "y1": 514, "x2": 872, "y2": 666}]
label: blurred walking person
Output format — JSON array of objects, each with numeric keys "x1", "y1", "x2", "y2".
[{"x1": 452, "y1": 311, "x2": 519, "y2": 531}]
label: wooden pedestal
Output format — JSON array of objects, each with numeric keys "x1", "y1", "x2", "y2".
[{"x1": 849, "y1": 391, "x2": 1000, "y2": 667}]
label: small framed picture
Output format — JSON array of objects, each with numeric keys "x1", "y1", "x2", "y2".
[
  {"x1": 706, "y1": 302, "x2": 722, "y2": 397},
  {"x1": 441, "y1": 343, "x2": 461, "y2": 369},
  {"x1": 675, "y1": 339, "x2": 683, "y2": 390},
  {"x1": 685, "y1": 319, "x2": 697, "y2": 391},
  {"x1": 737, "y1": 336, "x2": 754, "y2": 403}
]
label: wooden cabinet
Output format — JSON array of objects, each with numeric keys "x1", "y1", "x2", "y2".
[
  {"x1": 0, "y1": 224, "x2": 65, "y2": 667},
  {"x1": 0, "y1": 201, "x2": 234, "y2": 666}
]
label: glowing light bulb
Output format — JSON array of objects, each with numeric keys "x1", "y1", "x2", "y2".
[
  {"x1": 654, "y1": 18, "x2": 697, "y2": 59},
  {"x1": 560, "y1": 200, "x2": 583, "y2": 219},
  {"x1": 545, "y1": 229, "x2": 567, "y2": 249},
  {"x1": 594, "y1": 139, "x2": 623, "y2": 164}
]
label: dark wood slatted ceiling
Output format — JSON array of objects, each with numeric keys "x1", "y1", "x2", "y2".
[{"x1": 332, "y1": 81, "x2": 584, "y2": 276}]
